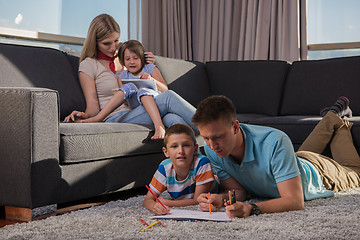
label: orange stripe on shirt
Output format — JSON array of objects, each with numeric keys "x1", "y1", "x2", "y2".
[
  {"x1": 150, "y1": 177, "x2": 167, "y2": 194},
  {"x1": 195, "y1": 170, "x2": 214, "y2": 183}
]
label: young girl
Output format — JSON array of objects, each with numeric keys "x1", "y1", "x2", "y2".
[{"x1": 117, "y1": 40, "x2": 168, "y2": 139}]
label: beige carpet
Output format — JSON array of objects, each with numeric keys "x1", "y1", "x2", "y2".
[{"x1": 1, "y1": 188, "x2": 360, "y2": 239}]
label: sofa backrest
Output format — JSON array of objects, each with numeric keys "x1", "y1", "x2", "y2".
[
  {"x1": 0, "y1": 43, "x2": 86, "y2": 120},
  {"x1": 280, "y1": 56, "x2": 360, "y2": 116},
  {"x1": 206, "y1": 61, "x2": 290, "y2": 116},
  {"x1": 155, "y1": 56, "x2": 210, "y2": 107}
]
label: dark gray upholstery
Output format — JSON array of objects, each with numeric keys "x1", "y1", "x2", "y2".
[
  {"x1": 281, "y1": 56, "x2": 360, "y2": 116},
  {"x1": 1, "y1": 42, "x2": 360, "y2": 211},
  {"x1": 206, "y1": 61, "x2": 290, "y2": 116},
  {"x1": 155, "y1": 56, "x2": 210, "y2": 108}
]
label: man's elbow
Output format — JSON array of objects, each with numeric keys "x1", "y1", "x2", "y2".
[{"x1": 293, "y1": 198, "x2": 304, "y2": 210}]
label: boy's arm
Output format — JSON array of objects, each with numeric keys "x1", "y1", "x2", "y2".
[
  {"x1": 143, "y1": 191, "x2": 170, "y2": 215},
  {"x1": 160, "y1": 181, "x2": 213, "y2": 207}
]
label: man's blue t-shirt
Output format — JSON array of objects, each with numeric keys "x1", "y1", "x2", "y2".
[{"x1": 205, "y1": 123, "x2": 334, "y2": 200}]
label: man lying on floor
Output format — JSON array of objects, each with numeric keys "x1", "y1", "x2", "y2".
[{"x1": 194, "y1": 95, "x2": 360, "y2": 218}]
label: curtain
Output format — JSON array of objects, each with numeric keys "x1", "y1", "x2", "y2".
[{"x1": 142, "y1": 0, "x2": 307, "y2": 62}]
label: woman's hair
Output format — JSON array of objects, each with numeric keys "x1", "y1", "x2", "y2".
[
  {"x1": 192, "y1": 95, "x2": 236, "y2": 127},
  {"x1": 118, "y1": 40, "x2": 146, "y2": 73},
  {"x1": 163, "y1": 124, "x2": 197, "y2": 148},
  {"x1": 80, "y1": 14, "x2": 120, "y2": 62}
]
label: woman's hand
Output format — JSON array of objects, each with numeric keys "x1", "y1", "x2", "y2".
[
  {"x1": 64, "y1": 111, "x2": 88, "y2": 123},
  {"x1": 145, "y1": 52, "x2": 155, "y2": 64}
]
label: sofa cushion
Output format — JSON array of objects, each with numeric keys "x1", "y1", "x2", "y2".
[
  {"x1": 236, "y1": 113, "x2": 272, "y2": 123},
  {"x1": 206, "y1": 61, "x2": 290, "y2": 116},
  {"x1": 280, "y1": 56, "x2": 360, "y2": 116},
  {"x1": 0, "y1": 43, "x2": 86, "y2": 120},
  {"x1": 59, "y1": 123, "x2": 163, "y2": 164},
  {"x1": 250, "y1": 116, "x2": 360, "y2": 155},
  {"x1": 155, "y1": 56, "x2": 210, "y2": 107}
]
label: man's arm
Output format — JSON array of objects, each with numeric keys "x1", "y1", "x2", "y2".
[{"x1": 225, "y1": 176, "x2": 304, "y2": 218}]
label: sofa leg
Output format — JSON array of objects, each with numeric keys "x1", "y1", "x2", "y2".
[{"x1": 5, "y1": 206, "x2": 32, "y2": 222}]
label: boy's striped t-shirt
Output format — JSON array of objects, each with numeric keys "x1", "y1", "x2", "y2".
[{"x1": 149, "y1": 154, "x2": 214, "y2": 200}]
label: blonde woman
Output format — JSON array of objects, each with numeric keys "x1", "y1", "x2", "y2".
[{"x1": 64, "y1": 14, "x2": 197, "y2": 139}]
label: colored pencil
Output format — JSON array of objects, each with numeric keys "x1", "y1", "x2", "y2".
[
  {"x1": 208, "y1": 192, "x2": 212, "y2": 214},
  {"x1": 140, "y1": 221, "x2": 159, "y2": 232},
  {"x1": 138, "y1": 218, "x2": 149, "y2": 226},
  {"x1": 146, "y1": 185, "x2": 167, "y2": 210}
]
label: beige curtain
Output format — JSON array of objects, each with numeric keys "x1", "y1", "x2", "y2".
[{"x1": 142, "y1": 0, "x2": 307, "y2": 62}]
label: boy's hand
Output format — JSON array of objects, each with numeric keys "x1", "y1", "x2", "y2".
[
  {"x1": 225, "y1": 202, "x2": 252, "y2": 218},
  {"x1": 152, "y1": 201, "x2": 170, "y2": 215},
  {"x1": 197, "y1": 193, "x2": 223, "y2": 211}
]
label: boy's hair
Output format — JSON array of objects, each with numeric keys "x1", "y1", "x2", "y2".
[
  {"x1": 192, "y1": 95, "x2": 236, "y2": 127},
  {"x1": 118, "y1": 40, "x2": 146, "y2": 71},
  {"x1": 163, "y1": 124, "x2": 196, "y2": 148},
  {"x1": 80, "y1": 14, "x2": 120, "y2": 62}
]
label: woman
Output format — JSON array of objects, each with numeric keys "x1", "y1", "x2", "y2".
[{"x1": 64, "y1": 14, "x2": 197, "y2": 137}]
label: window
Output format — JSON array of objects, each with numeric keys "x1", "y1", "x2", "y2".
[
  {"x1": 0, "y1": 0, "x2": 139, "y2": 55},
  {"x1": 307, "y1": 0, "x2": 360, "y2": 60}
]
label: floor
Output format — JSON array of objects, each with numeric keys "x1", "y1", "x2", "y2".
[{"x1": 0, "y1": 187, "x2": 147, "y2": 228}]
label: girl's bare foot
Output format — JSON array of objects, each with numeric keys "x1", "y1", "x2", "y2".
[{"x1": 151, "y1": 125, "x2": 166, "y2": 140}]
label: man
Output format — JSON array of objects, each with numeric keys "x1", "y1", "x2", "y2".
[{"x1": 193, "y1": 95, "x2": 360, "y2": 218}]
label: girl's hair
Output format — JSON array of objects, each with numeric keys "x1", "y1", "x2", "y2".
[
  {"x1": 80, "y1": 14, "x2": 120, "y2": 62},
  {"x1": 118, "y1": 40, "x2": 146, "y2": 74}
]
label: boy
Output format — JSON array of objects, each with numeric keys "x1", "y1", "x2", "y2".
[{"x1": 143, "y1": 124, "x2": 215, "y2": 215}]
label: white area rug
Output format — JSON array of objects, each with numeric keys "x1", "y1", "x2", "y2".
[{"x1": 1, "y1": 188, "x2": 360, "y2": 239}]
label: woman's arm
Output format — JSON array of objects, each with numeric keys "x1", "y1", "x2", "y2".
[{"x1": 64, "y1": 71, "x2": 100, "y2": 122}]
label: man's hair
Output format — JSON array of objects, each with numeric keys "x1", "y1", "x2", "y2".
[
  {"x1": 118, "y1": 40, "x2": 146, "y2": 75},
  {"x1": 192, "y1": 95, "x2": 236, "y2": 127},
  {"x1": 163, "y1": 124, "x2": 196, "y2": 148}
]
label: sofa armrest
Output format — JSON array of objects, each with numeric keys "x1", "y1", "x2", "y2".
[{"x1": 0, "y1": 87, "x2": 60, "y2": 208}]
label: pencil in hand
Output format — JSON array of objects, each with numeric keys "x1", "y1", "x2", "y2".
[
  {"x1": 146, "y1": 185, "x2": 168, "y2": 210},
  {"x1": 208, "y1": 192, "x2": 212, "y2": 214}
]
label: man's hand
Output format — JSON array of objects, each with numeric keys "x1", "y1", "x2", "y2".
[
  {"x1": 197, "y1": 193, "x2": 223, "y2": 211},
  {"x1": 225, "y1": 202, "x2": 252, "y2": 218}
]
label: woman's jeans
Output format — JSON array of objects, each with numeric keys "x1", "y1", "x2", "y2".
[{"x1": 105, "y1": 90, "x2": 198, "y2": 133}]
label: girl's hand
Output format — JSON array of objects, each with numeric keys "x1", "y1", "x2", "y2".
[
  {"x1": 64, "y1": 111, "x2": 88, "y2": 123},
  {"x1": 138, "y1": 73, "x2": 152, "y2": 79},
  {"x1": 145, "y1": 52, "x2": 155, "y2": 64}
]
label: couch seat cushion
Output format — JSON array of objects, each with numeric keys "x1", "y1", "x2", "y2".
[
  {"x1": 250, "y1": 116, "x2": 360, "y2": 154},
  {"x1": 249, "y1": 115, "x2": 322, "y2": 151},
  {"x1": 60, "y1": 123, "x2": 163, "y2": 164}
]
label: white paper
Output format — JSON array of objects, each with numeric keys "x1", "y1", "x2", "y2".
[{"x1": 151, "y1": 209, "x2": 231, "y2": 222}]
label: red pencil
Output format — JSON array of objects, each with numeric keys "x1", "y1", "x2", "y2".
[{"x1": 146, "y1": 185, "x2": 168, "y2": 210}]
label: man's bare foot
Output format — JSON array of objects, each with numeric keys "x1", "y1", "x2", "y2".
[{"x1": 151, "y1": 125, "x2": 166, "y2": 140}]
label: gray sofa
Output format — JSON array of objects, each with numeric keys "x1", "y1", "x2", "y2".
[{"x1": 1, "y1": 42, "x2": 360, "y2": 220}]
